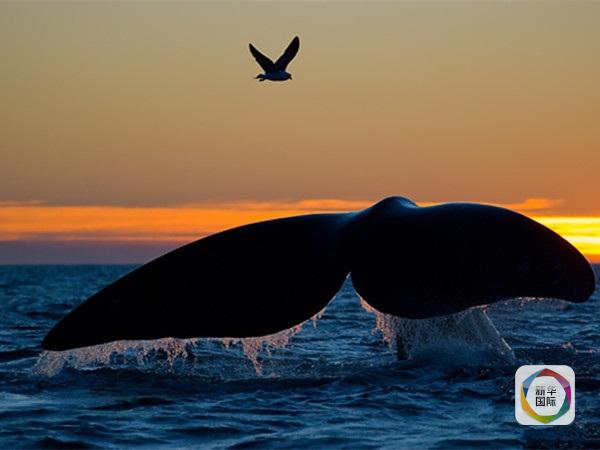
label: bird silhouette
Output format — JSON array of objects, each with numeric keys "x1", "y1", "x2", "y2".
[{"x1": 249, "y1": 36, "x2": 300, "y2": 82}]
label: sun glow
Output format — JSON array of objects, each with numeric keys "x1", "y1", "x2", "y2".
[
  {"x1": 534, "y1": 217, "x2": 600, "y2": 262},
  {"x1": 0, "y1": 199, "x2": 599, "y2": 263}
]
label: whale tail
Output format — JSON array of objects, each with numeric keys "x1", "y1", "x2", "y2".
[
  {"x1": 42, "y1": 197, "x2": 595, "y2": 351},
  {"x1": 42, "y1": 213, "x2": 352, "y2": 351},
  {"x1": 350, "y1": 197, "x2": 594, "y2": 319}
]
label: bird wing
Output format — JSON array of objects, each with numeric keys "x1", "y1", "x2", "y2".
[
  {"x1": 249, "y1": 43, "x2": 276, "y2": 73},
  {"x1": 275, "y1": 36, "x2": 300, "y2": 71}
]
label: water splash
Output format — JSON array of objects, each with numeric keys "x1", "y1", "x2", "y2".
[
  {"x1": 204, "y1": 305, "x2": 327, "y2": 374},
  {"x1": 507, "y1": 296, "x2": 571, "y2": 311},
  {"x1": 360, "y1": 298, "x2": 515, "y2": 364},
  {"x1": 359, "y1": 298, "x2": 399, "y2": 347},
  {"x1": 34, "y1": 305, "x2": 328, "y2": 377},
  {"x1": 221, "y1": 323, "x2": 305, "y2": 374},
  {"x1": 34, "y1": 337, "x2": 198, "y2": 377},
  {"x1": 311, "y1": 307, "x2": 327, "y2": 327}
]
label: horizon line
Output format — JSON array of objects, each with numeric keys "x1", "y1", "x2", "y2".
[{"x1": 0, "y1": 197, "x2": 599, "y2": 264}]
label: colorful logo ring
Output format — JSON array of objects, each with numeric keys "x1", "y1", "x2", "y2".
[{"x1": 520, "y1": 368, "x2": 571, "y2": 424}]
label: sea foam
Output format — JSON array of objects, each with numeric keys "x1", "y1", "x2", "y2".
[{"x1": 360, "y1": 298, "x2": 515, "y2": 364}]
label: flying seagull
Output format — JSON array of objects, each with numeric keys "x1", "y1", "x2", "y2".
[{"x1": 249, "y1": 36, "x2": 300, "y2": 82}]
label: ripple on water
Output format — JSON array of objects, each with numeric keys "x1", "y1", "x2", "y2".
[
  {"x1": 32, "y1": 437, "x2": 101, "y2": 449},
  {"x1": 0, "y1": 266, "x2": 597, "y2": 449}
]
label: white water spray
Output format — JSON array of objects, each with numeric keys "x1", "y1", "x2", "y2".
[
  {"x1": 34, "y1": 306, "x2": 328, "y2": 377},
  {"x1": 360, "y1": 298, "x2": 515, "y2": 364}
]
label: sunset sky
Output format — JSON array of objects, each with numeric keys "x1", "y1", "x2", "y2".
[{"x1": 1, "y1": 2, "x2": 599, "y2": 263}]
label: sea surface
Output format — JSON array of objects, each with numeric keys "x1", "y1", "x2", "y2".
[{"x1": 0, "y1": 265, "x2": 599, "y2": 449}]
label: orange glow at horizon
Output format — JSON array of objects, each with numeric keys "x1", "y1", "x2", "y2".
[{"x1": 1, "y1": 199, "x2": 599, "y2": 263}]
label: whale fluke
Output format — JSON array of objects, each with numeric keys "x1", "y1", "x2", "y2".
[
  {"x1": 42, "y1": 214, "x2": 352, "y2": 351},
  {"x1": 350, "y1": 197, "x2": 594, "y2": 318},
  {"x1": 42, "y1": 197, "x2": 595, "y2": 351}
]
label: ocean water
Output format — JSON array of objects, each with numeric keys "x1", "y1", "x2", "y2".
[{"x1": 0, "y1": 264, "x2": 599, "y2": 449}]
